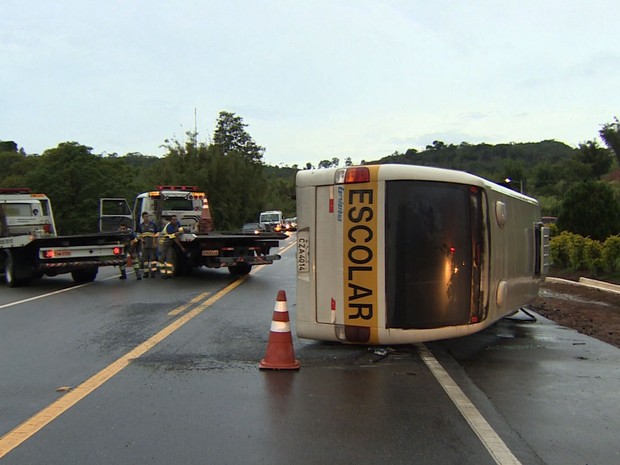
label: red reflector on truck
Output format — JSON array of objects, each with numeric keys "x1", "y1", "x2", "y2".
[{"x1": 44, "y1": 249, "x2": 71, "y2": 258}]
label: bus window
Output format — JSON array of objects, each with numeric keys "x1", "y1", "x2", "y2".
[{"x1": 385, "y1": 181, "x2": 483, "y2": 329}]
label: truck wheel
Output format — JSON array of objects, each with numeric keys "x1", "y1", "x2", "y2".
[
  {"x1": 4, "y1": 252, "x2": 17, "y2": 287},
  {"x1": 4, "y1": 251, "x2": 31, "y2": 287},
  {"x1": 71, "y1": 267, "x2": 98, "y2": 284},
  {"x1": 173, "y1": 247, "x2": 189, "y2": 276},
  {"x1": 229, "y1": 263, "x2": 252, "y2": 276}
]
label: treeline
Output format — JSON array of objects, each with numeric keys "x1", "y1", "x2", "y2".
[
  {"x1": 2, "y1": 113, "x2": 619, "y2": 241},
  {"x1": 360, "y1": 119, "x2": 620, "y2": 241},
  {"x1": 0, "y1": 112, "x2": 296, "y2": 234},
  {"x1": 308, "y1": 119, "x2": 620, "y2": 241}
]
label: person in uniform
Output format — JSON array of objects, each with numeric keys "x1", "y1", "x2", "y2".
[
  {"x1": 118, "y1": 223, "x2": 142, "y2": 280},
  {"x1": 136, "y1": 212, "x2": 159, "y2": 278},
  {"x1": 158, "y1": 215, "x2": 186, "y2": 278}
]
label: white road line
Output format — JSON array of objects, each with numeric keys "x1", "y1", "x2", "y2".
[
  {"x1": 0, "y1": 274, "x2": 121, "y2": 310},
  {"x1": 279, "y1": 240, "x2": 297, "y2": 255},
  {"x1": 417, "y1": 344, "x2": 522, "y2": 465}
]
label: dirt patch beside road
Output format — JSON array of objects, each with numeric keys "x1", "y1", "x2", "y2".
[{"x1": 531, "y1": 279, "x2": 620, "y2": 348}]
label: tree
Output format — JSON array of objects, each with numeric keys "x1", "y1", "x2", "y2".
[
  {"x1": 157, "y1": 129, "x2": 270, "y2": 230},
  {"x1": 557, "y1": 181, "x2": 620, "y2": 241},
  {"x1": 0, "y1": 140, "x2": 18, "y2": 153},
  {"x1": 600, "y1": 117, "x2": 620, "y2": 164},
  {"x1": 212, "y1": 111, "x2": 264, "y2": 163},
  {"x1": 0, "y1": 150, "x2": 35, "y2": 187},
  {"x1": 24, "y1": 142, "x2": 106, "y2": 234},
  {"x1": 575, "y1": 140, "x2": 612, "y2": 178},
  {"x1": 425, "y1": 140, "x2": 446, "y2": 151}
]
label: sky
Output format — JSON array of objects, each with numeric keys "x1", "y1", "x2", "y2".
[{"x1": 1, "y1": 0, "x2": 619, "y2": 167}]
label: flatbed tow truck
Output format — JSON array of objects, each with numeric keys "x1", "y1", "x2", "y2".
[
  {"x1": 1, "y1": 188, "x2": 127, "y2": 287},
  {"x1": 100, "y1": 185, "x2": 286, "y2": 277}
]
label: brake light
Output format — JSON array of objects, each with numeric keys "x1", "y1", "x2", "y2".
[
  {"x1": 113, "y1": 247, "x2": 122, "y2": 255},
  {"x1": 335, "y1": 167, "x2": 370, "y2": 184},
  {"x1": 44, "y1": 250, "x2": 54, "y2": 258}
]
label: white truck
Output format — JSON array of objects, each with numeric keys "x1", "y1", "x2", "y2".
[
  {"x1": 259, "y1": 210, "x2": 284, "y2": 232},
  {"x1": 100, "y1": 185, "x2": 286, "y2": 277},
  {"x1": 0, "y1": 188, "x2": 127, "y2": 287}
]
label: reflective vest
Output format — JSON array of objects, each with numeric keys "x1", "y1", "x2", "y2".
[
  {"x1": 138, "y1": 221, "x2": 159, "y2": 248},
  {"x1": 159, "y1": 222, "x2": 180, "y2": 245}
]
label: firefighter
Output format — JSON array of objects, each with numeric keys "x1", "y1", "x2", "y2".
[
  {"x1": 137, "y1": 211, "x2": 159, "y2": 278},
  {"x1": 158, "y1": 215, "x2": 186, "y2": 279},
  {"x1": 118, "y1": 223, "x2": 142, "y2": 280}
]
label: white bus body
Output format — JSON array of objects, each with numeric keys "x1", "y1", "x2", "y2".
[{"x1": 296, "y1": 164, "x2": 549, "y2": 345}]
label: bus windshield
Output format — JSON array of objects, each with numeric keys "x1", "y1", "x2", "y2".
[{"x1": 385, "y1": 181, "x2": 483, "y2": 329}]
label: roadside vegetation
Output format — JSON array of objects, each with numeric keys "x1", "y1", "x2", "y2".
[{"x1": 2, "y1": 114, "x2": 620, "y2": 278}]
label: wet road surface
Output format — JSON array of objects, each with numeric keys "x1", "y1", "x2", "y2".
[{"x1": 1, "y1": 235, "x2": 618, "y2": 464}]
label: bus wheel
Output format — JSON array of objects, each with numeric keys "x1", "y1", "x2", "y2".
[
  {"x1": 71, "y1": 267, "x2": 98, "y2": 283},
  {"x1": 229, "y1": 263, "x2": 252, "y2": 276}
]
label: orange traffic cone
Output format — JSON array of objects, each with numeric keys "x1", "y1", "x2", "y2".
[{"x1": 259, "y1": 290, "x2": 300, "y2": 370}]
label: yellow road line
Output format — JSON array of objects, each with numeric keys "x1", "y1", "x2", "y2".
[
  {"x1": 0, "y1": 275, "x2": 250, "y2": 459},
  {"x1": 168, "y1": 291, "x2": 211, "y2": 316},
  {"x1": 0, "y1": 238, "x2": 297, "y2": 458}
]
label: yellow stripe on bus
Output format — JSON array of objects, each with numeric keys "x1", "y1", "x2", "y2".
[{"x1": 342, "y1": 165, "x2": 380, "y2": 343}]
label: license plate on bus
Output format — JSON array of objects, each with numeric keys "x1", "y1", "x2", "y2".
[{"x1": 297, "y1": 230, "x2": 309, "y2": 273}]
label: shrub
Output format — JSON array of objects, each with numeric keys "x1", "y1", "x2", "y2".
[
  {"x1": 550, "y1": 232, "x2": 620, "y2": 274},
  {"x1": 550, "y1": 231, "x2": 574, "y2": 269},
  {"x1": 583, "y1": 237, "x2": 604, "y2": 273},
  {"x1": 602, "y1": 235, "x2": 620, "y2": 272}
]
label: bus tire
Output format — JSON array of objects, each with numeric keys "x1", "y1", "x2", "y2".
[
  {"x1": 71, "y1": 267, "x2": 98, "y2": 284},
  {"x1": 229, "y1": 263, "x2": 252, "y2": 276}
]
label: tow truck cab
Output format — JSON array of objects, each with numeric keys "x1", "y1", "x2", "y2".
[
  {"x1": 0, "y1": 188, "x2": 56, "y2": 237},
  {"x1": 100, "y1": 185, "x2": 207, "y2": 232}
]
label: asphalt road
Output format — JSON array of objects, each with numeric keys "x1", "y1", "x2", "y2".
[{"x1": 1, "y1": 233, "x2": 619, "y2": 465}]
